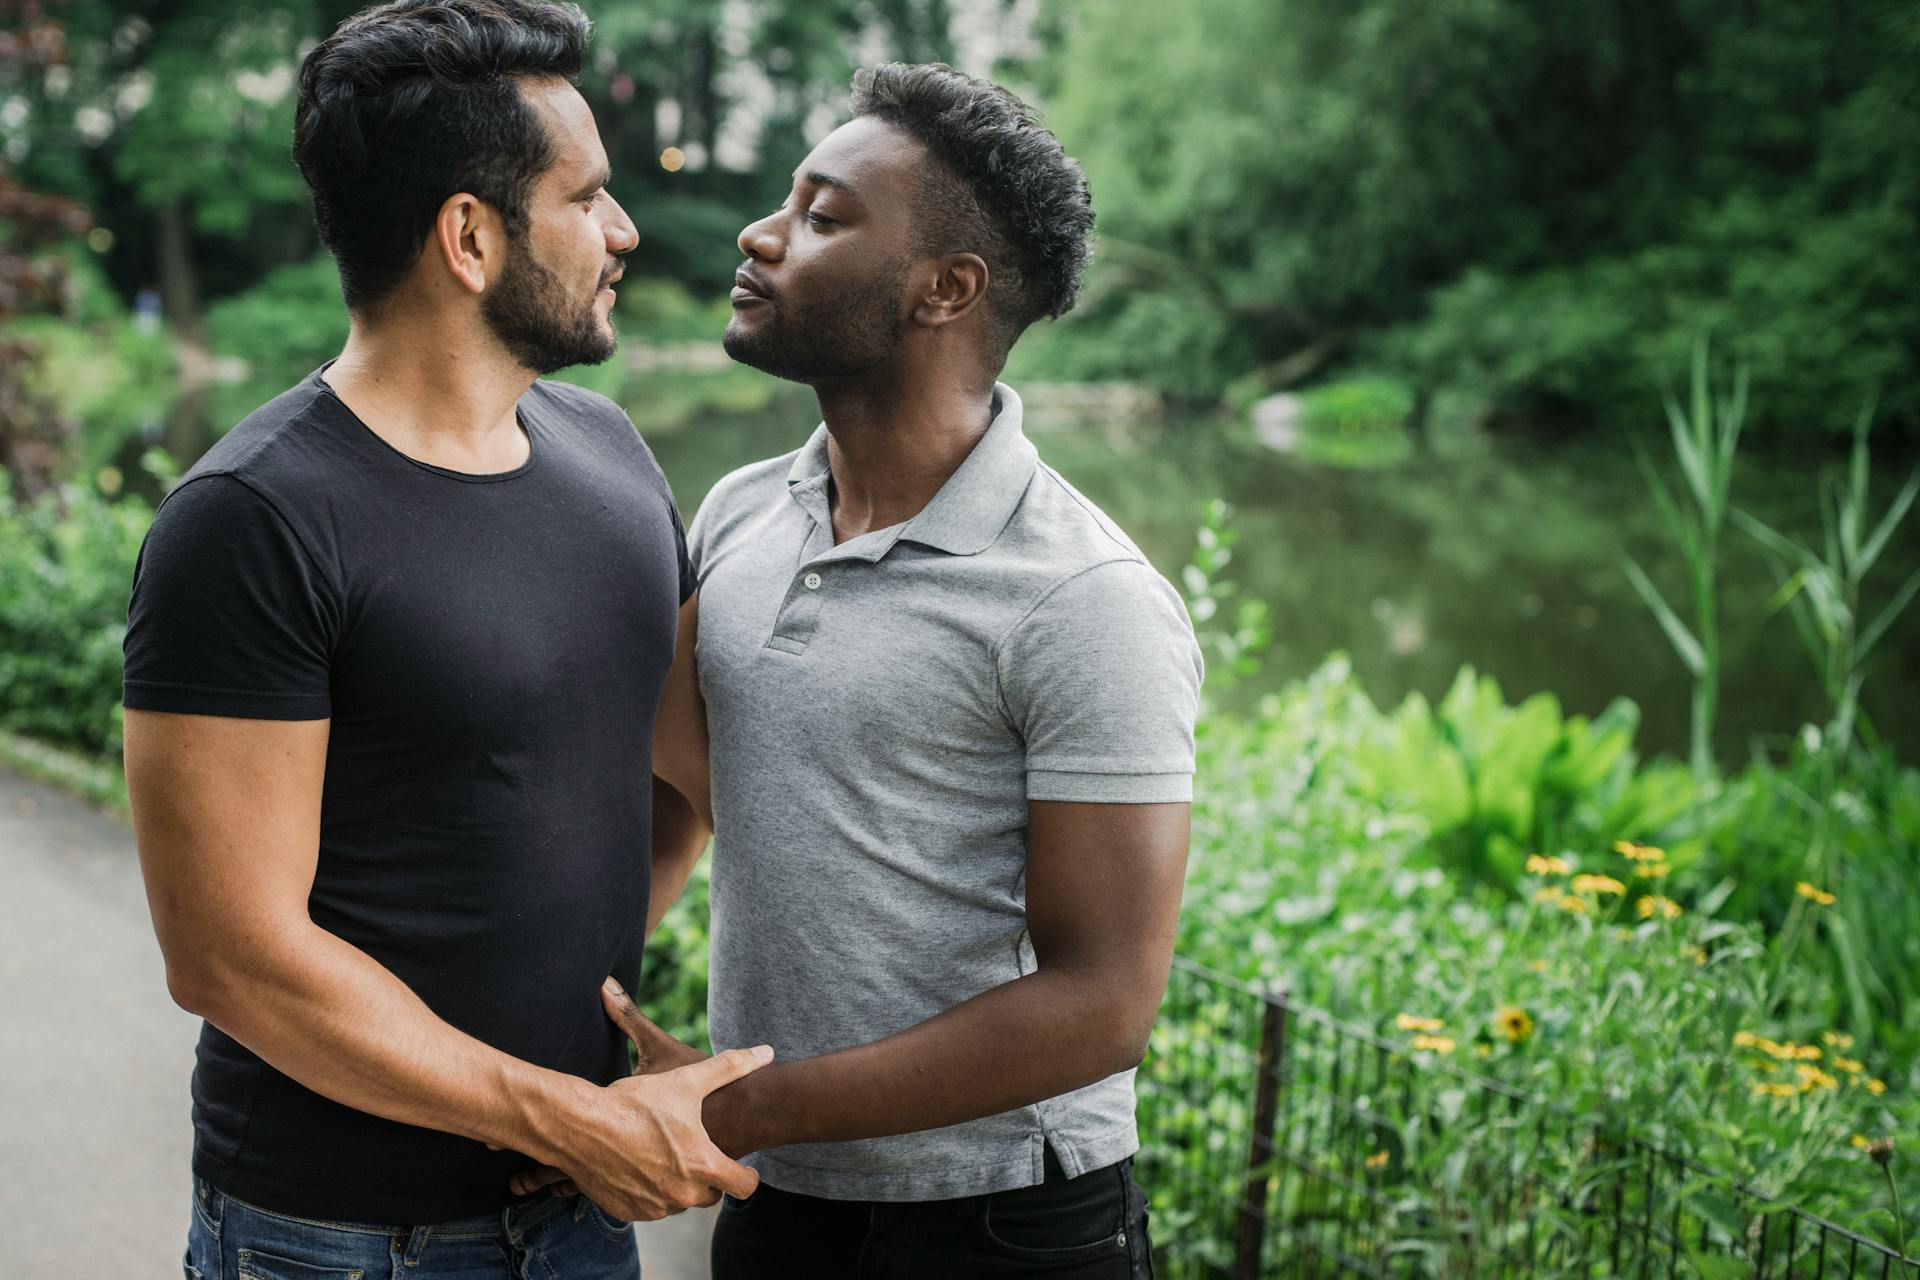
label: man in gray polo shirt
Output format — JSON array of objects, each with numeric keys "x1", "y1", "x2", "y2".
[{"x1": 516, "y1": 63, "x2": 1200, "y2": 1276}]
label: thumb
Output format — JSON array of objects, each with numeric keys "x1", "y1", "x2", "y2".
[
  {"x1": 676, "y1": 1044, "x2": 775, "y2": 1095},
  {"x1": 600, "y1": 976, "x2": 653, "y2": 1041}
]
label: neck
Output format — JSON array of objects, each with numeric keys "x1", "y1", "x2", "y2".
[
  {"x1": 322, "y1": 315, "x2": 536, "y2": 473},
  {"x1": 814, "y1": 367, "x2": 996, "y2": 543}
]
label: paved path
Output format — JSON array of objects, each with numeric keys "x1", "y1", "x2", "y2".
[{"x1": 0, "y1": 764, "x2": 714, "y2": 1278}]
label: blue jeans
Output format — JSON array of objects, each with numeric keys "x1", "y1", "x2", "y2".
[{"x1": 183, "y1": 1177, "x2": 641, "y2": 1280}]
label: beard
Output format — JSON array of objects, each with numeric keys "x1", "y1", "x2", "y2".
[
  {"x1": 722, "y1": 257, "x2": 909, "y2": 384},
  {"x1": 482, "y1": 241, "x2": 618, "y2": 376}
]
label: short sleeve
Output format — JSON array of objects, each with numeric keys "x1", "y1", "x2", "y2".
[
  {"x1": 123, "y1": 474, "x2": 336, "y2": 720},
  {"x1": 996, "y1": 558, "x2": 1204, "y2": 803}
]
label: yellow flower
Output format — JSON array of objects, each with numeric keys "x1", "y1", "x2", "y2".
[
  {"x1": 1614, "y1": 840, "x2": 1666, "y2": 863},
  {"x1": 1525, "y1": 852, "x2": 1573, "y2": 875},
  {"x1": 1533, "y1": 886, "x2": 1565, "y2": 906},
  {"x1": 1636, "y1": 895, "x2": 1682, "y2": 920},
  {"x1": 1474, "y1": 1042, "x2": 1492, "y2": 1058},
  {"x1": 1733, "y1": 1030, "x2": 1763, "y2": 1049},
  {"x1": 1865, "y1": 1078, "x2": 1887, "y2": 1095},
  {"x1": 1364, "y1": 1150, "x2": 1389, "y2": 1170},
  {"x1": 1635, "y1": 862, "x2": 1672, "y2": 878},
  {"x1": 1752, "y1": 1081, "x2": 1797, "y2": 1099},
  {"x1": 1852, "y1": 1134, "x2": 1873, "y2": 1150},
  {"x1": 1795, "y1": 882, "x2": 1837, "y2": 906},
  {"x1": 1493, "y1": 1006, "x2": 1534, "y2": 1043},
  {"x1": 1821, "y1": 1031, "x2": 1855, "y2": 1050},
  {"x1": 1411, "y1": 1034, "x2": 1456, "y2": 1054},
  {"x1": 1788, "y1": 1043, "x2": 1822, "y2": 1061},
  {"x1": 1832, "y1": 1056, "x2": 1865, "y2": 1075},
  {"x1": 1557, "y1": 893, "x2": 1589, "y2": 915},
  {"x1": 1571, "y1": 874, "x2": 1626, "y2": 896},
  {"x1": 1795, "y1": 1064, "x2": 1839, "y2": 1092},
  {"x1": 1683, "y1": 944, "x2": 1709, "y2": 966},
  {"x1": 1395, "y1": 1013, "x2": 1445, "y2": 1033}
]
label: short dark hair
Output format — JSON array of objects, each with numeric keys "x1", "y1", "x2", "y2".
[
  {"x1": 850, "y1": 63, "x2": 1094, "y2": 356},
  {"x1": 293, "y1": 0, "x2": 590, "y2": 314}
]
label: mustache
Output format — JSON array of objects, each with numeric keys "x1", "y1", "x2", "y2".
[{"x1": 599, "y1": 261, "x2": 625, "y2": 289}]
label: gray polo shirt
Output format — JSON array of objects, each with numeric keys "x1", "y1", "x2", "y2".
[{"x1": 688, "y1": 383, "x2": 1203, "y2": 1201}]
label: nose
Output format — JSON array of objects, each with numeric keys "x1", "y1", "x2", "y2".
[
  {"x1": 737, "y1": 211, "x2": 784, "y2": 264},
  {"x1": 603, "y1": 195, "x2": 639, "y2": 255}
]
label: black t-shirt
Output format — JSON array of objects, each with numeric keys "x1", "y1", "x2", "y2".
[{"x1": 123, "y1": 365, "x2": 693, "y2": 1224}]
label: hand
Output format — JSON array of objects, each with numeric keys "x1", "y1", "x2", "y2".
[
  {"x1": 513, "y1": 1042, "x2": 772, "y2": 1219},
  {"x1": 601, "y1": 977, "x2": 708, "y2": 1075},
  {"x1": 508, "y1": 978, "x2": 757, "y2": 1210}
]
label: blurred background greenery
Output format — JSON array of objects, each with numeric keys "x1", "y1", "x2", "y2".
[{"x1": 4, "y1": 0, "x2": 1919, "y2": 1265}]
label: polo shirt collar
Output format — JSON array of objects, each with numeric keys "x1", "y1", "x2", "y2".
[{"x1": 785, "y1": 382, "x2": 1039, "y2": 559}]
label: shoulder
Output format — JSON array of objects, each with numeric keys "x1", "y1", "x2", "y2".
[
  {"x1": 174, "y1": 375, "x2": 340, "y2": 494},
  {"x1": 686, "y1": 450, "x2": 801, "y2": 543},
  {"x1": 991, "y1": 462, "x2": 1189, "y2": 641},
  {"x1": 527, "y1": 375, "x2": 627, "y2": 426}
]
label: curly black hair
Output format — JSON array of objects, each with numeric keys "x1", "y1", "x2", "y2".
[
  {"x1": 293, "y1": 0, "x2": 590, "y2": 315},
  {"x1": 851, "y1": 63, "x2": 1094, "y2": 358}
]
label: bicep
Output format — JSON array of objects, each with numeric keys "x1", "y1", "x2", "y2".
[
  {"x1": 124, "y1": 709, "x2": 331, "y2": 988},
  {"x1": 1024, "y1": 799, "x2": 1189, "y2": 982}
]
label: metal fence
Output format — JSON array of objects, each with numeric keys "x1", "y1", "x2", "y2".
[{"x1": 1137, "y1": 957, "x2": 1917, "y2": 1280}]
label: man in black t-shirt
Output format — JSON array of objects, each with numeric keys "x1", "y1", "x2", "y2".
[{"x1": 122, "y1": 3, "x2": 763, "y2": 1276}]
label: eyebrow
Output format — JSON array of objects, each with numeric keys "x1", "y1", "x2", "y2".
[
  {"x1": 572, "y1": 167, "x2": 611, "y2": 199},
  {"x1": 802, "y1": 169, "x2": 857, "y2": 197}
]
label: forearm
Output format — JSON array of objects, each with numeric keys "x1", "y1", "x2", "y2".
[
  {"x1": 179, "y1": 922, "x2": 595, "y2": 1167},
  {"x1": 647, "y1": 777, "x2": 711, "y2": 937},
  {"x1": 704, "y1": 964, "x2": 1155, "y2": 1157}
]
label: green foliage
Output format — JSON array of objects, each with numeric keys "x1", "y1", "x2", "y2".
[
  {"x1": 2, "y1": 311, "x2": 176, "y2": 475},
  {"x1": 1621, "y1": 339, "x2": 1748, "y2": 780},
  {"x1": 0, "y1": 463, "x2": 161, "y2": 757},
  {"x1": 204, "y1": 254, "x2": 350, "y2": 391},
  {"x1": 1349, "y1": 668, "x2": 1702, "y2": 893},
  {"x1": 1294, "y1": 376, "x2": 1415, "y2": 468},
  {"x1": 613, "y1": 277, "x2": 733, "y2": 346},
  {"x1": 1037, "y1": 0, "x2": 1920, "y2": 431}
]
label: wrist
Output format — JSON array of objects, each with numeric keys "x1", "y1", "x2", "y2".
[
  {"x1": 703, "y1": 1068, "x2": 771, "y2": 1158},
  {"x1": 505, "y1": 1066, "x2": 600, "y2": 1168}
]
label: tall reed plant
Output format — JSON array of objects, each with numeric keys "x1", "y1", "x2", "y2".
[{"x1": 1620, "y1": 337, "x2": 1748, "y2": 782}]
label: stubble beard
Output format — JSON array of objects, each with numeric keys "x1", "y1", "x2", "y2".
[
  {"x1": 483, "y1": 240, "x2": 618, "y2": 376},
  {"x1": 722, "y1": 258, "x2": 910, "y2": 385}
]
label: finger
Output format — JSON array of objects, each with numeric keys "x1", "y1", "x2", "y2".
[
  {"x1": 508, "y1": 1164, "x2": 571, "y2": 1196},
  {"x1": 677, "y1": 1044, "x2": 774, "y2": 1095},
  {"x1": 600, "y1": 977, "x2": 656, "y2": 1039},
  {"x1": 556, "y1": 1180, "x2": 580, "y2": 1197},
  {"x1": 703, "y1": 1147, "x2": 761, "y2": 1201}
]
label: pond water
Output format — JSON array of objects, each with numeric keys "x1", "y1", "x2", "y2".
[{"x1": 138, "y1": 369, "x2": 1920, "y2": 767}]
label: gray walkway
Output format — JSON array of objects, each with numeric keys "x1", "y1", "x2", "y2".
[{"x1": 0, "y1": 764, "x2": 713, "y2": 1278}]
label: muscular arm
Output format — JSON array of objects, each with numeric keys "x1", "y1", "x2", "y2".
[
  {"x1": 648, "y1": 594, "x2": 712, "y2": 938},
  {"x1": 699, "y1": 799, "x2": 1188, "y2": 1154},
  {"x1": 126, "y1": 708, "x2": 762, "y2": 1219}
]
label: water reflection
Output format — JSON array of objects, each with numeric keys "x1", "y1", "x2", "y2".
[{"x1": 137, "y1": 372, "x2": 1920, "y2": 765}]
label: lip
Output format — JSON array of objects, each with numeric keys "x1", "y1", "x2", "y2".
[{"x1": 732, "y1": 269, "x2": 772, "y2": 304}]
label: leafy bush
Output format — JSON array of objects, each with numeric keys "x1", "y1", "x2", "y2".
[
  {"x1": 205, "y1": 254, "x2": 350, "y2": 391},
  {"x1": 0, "y1": 465, "x2": 158, "y2": 756},
  {"x1": 1294, "y1": 376, "x2": 1416, "y2": 467}
]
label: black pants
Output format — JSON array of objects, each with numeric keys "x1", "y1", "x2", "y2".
[{"x1": 711, "y1": 1149, "x2": 1154, "y2": 1279}]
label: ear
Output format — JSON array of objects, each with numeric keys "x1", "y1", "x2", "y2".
[
  {"x1": 430, "y1": 192, "x2": 508, "y2": 297},
  {"x1": 911, "y1": 252, "x2": 989, "y2": 329}
]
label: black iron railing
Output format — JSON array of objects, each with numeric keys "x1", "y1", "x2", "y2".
[{"x1": 1138, "y1": 957, "x2": 1917, "y2": 1279}]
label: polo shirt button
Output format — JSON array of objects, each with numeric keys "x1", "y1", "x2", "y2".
[{"x1": 803, "y1": 572, "x2": 823, "y2": 590}]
